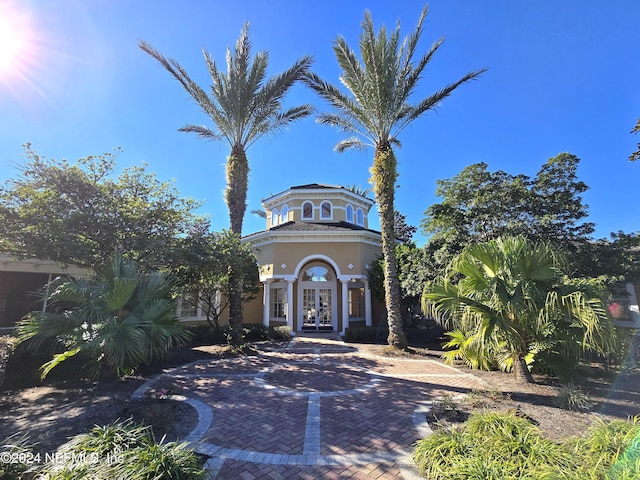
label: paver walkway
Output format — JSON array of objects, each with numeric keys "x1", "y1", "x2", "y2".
[{"x1": 133, "y1": 334, "x2": 488, "y2": 479}]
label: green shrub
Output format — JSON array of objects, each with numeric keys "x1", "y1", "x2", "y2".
[
  {"x1": 413, "y1": 411, "x2": 576, "y2": 479},
  {"x1": 569, "y1": 417, "x2": 640, "y2": 479},
  {"x1": 269, "y1": 325, "x2": 292, "y2": 341},
  {"x1": 556, "y1": 383, "x2": 593, "y2": 412},
  {"x1": 414, "y1": 412, "x2": 640, "y2": 480},
  {"x1": 0, "y1": 433, "x2": 35, "y2": 480},
  {"x1": 343, "y1": 326, "x2": 389, "y2": 344},
  {"x1": 0, "y1": 336, "x2": 16, "y2": 390},
  {"x1": 343, "y1": 325, "x2": 444, "y2": 345},
  {"x1": 404, "y1": 326, "x2": 444, "y2": 345},
  {"x1": 37, "y1": 419, "x2": 204, "y2": 480},
  {"x1": 187, "y1": 324, "x2": 228, "y2": 346},
  {"x1": 188, "y1": 323, "x2": 292, "y2": 346}
]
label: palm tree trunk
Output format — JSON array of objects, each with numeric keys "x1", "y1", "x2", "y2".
[
  {"x1": 226, "y1": 146, "x2": 249, "y2": 234},
  {"x1": 372, "y1": 145, "x2": 407, "y2": 350},
  {"x1": 226, "y1": 146, "x2": 249, "y2": 346},
  {"x1": 512, "y1": 354, "x2": 535, "y2": 383}
]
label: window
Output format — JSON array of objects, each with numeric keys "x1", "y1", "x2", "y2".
[
  {"x1": 302, "y1": 266, "x2": 332, "y2": 282},
  {"x1": 180, "y1": 292, "x2": 198, "y2": 318},
  {"x1": 302, "y1": 201, "x2": 314, "y2": 220},
  {"x1": 346, "y1": 204, "x2": 354, "y2": 223},
  {"x1": 356, "y1": 208, "x2": 364, "y2": 226},
  {"x1": 348, "y1": 287, "x2": 365, "y2": 319},
  {"x1": 270, "y1": 287, "x2": 287, "y2": 319},
  {"x1": 281, "y1": 204, "x2": 289, "y2": 223},
  {"x1": 271, "y1": 208, "x2": 279, "y2": 227},
  {"x1": 321, "y1": 201, "x2": 332, "y2": 219}
]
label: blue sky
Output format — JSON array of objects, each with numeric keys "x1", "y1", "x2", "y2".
[{"x1": 0, "y1": 0, "x2": 638, "y2": 246}]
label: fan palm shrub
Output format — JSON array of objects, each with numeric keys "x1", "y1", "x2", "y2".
[
  {"x1": 424, "y1": 236, "x2": 615, "y2": 382},
  {"x1": 17, "y1": 255, "x2": 191, "y2": 379},
  {"x1": 305, "y1": 5, "x2": 485, "y2": 348}
]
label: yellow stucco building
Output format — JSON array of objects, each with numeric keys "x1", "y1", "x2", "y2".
[{"x1": 241, "y1": 184, "x2": 384, "y2": 334}]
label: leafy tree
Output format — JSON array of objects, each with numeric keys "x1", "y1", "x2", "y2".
[
  {"x1": 422, "y1": 153, "x2": 595, "y2": 277},
  {"x1": 0, "y1": 144, "x2": 201, "y2": 270},
  {"x1": 530, "y1": 153, "x2": 594, "y2": 244},
  {"x1": 423, "y1": 236, "x2": 615, "y2": 383},
  {"x1": 140, "y1": 24, "x2": 312, "y2": 345},
  {"x1": 394, "y1": 211, "x2": 417, "y2": 243},
  {"x1": 305, "y1": 5, "x2": 485, "y2": 349},
  {"x1": 572, "y1": 231, "x2": 640, "y2": 282},
  {"x1": 630, "y1": 117, "x2": 640, "y2": 162},
  {"x1": 172, "y1": 227, "x2": 259, "y2": 331},
  {"x1": 368, "y1": 242, "x2": 432, "y2": 325},
  {"x1": 16, "y1": 256, "x2": 192, "y2": 379}
]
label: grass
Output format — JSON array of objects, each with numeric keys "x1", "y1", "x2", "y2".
[{"x1": 413, "y1": 411, "x2": 640, "y2": 480}]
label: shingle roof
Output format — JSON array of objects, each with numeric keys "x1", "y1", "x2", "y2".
[
  {"x1": 289, "y1": 183, "x2": 343, "y2": 190},
  {"x1": 243, "y1": 221, "x2": 381, "y2": 238}
]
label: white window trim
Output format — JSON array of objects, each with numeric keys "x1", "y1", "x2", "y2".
[
  {"x1": 302, "y1": 201, "x2": 314, "y2": 220},
  {"x1": 281, "y1": 204, "x2": 289, "y2": 223},
  {"x1": 320, "y1": 201, "x2": 333, "y2": 220},
  {"x1": 346, "y1": 204, "x2": 354, "y2": 223},
  {"x1": 271, "y1": 208, "x2": 279, "y2": 227},
  {"x1": 356, "y1": 208, "x2": 364, "y2": 226}
]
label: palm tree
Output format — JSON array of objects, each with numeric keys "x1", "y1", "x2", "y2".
[
  {"x1": 423, "y1": 236, "x2": 615, "y2": 383},
  {"x1": 17, "y1": 255, "x2": 191, "y2": 379},
  {"x1": 140, "y1": 24, "x2": 313, "y2": 345},
  {"x1": 305, "y1": 5, "x2": 485, "y2": 349}
]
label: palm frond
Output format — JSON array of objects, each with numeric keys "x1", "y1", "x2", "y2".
[
  {"x1": 39, "y1": 347, "x2": 81, "y2": 379},
  {"x1": 397, "y1": 68, "x2": 486, "y2": 136},
  {"x1": 179, "y1": 124, "x2": 223, "y2": 142},
  {"x1": 335, "y1": 138, "x2": 369, "y2": 152}
]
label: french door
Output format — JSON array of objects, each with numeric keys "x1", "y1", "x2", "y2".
[{"x1": 301, "y1": 287, "x2": 333, "y2": 330}]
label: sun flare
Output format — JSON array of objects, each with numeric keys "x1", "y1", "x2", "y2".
[{"x1": 0, "y1": 2, "x2": 33, "y2": 81}]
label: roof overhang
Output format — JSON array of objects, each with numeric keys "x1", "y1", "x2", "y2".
[
  {"x1": 0, "y1": 254, "x2": 89, "y2": 276},
  {"x1": 243, "y1": 229, "x2": 382, "y2": 248}
]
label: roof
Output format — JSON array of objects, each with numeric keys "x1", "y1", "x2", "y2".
[
  {"x1": 289, "y1": 183, "x2": 343, "y2": 190},
  {"x1": 261, "y1": 184, "x2": 374, "y2": 205},
  {"x1": 242, "y1": 221, "x2": 382, "y2": 241},
  {"x1": 270, "y1": 221, "x2": 379, "y2": 234}
]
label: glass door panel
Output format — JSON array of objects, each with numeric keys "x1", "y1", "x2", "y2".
[
  {"x1": 302, "y1": 288, "x2": 316, "y2": 330},
  {"x1": 318, "y1": 288, "x2": 332, "y2": 330}
]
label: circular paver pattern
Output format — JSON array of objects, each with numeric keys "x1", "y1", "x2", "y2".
[
  {"x1": 132, "y1": 335, "x2": 488, "y2": 479},
  {"x1": 257, "y1": 361, "x2": 380, "y2": 396}
]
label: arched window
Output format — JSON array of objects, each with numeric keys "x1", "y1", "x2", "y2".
[
  {"x1": 346, "y1": 204, "x2": 354, "y2": 223},
  {"x1": 302, "y1": 266, "x2": 333, "y2": 282},
  {"x1": 302, "y1": 201, "x2": 314, "y2": 220},
  {"x1": 321, "y1": 201, "x2": 332, "y2": 219},
  {"x1": 271, "y1": 208, "x2": 279, "y2": 227},
  {"x1": 356, "y1": 208, "x2": 364, "y2": 226},
  {"x1": 281, "y1": 204, "x2": 289, "y2": 223}
]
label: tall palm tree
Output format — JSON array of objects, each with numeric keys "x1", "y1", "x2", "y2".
[
  {"x1": 305, "y1": 5, "x2": 485, "y2": 349},
  {"x1": 423, "y1": 236, "x2": 615, "y2": 383},
  {"x1": 140, "y1": 25, "x2": 313, "y2": 345}
]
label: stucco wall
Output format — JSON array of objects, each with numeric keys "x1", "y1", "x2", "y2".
[{"x1": 256, "y1": 240, "x2": 380, "y2": 280}]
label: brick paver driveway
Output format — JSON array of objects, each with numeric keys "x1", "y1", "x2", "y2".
[{"x1": 133, "y1": 334, "x2": 488, "y2": 479}]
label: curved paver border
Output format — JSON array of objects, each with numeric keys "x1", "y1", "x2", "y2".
[{"x1": 131, "y1": 338, "x2": 486, "y2": 478}]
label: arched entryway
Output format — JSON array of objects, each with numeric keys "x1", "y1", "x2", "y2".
[{"x1": 297, "y1": 262, "x2": 337, "y2": 331}]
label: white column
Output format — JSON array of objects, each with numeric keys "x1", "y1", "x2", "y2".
[
  {"x1": 263, "y1": 281, "x2": 271, "y2": 327},
  {"x1": 364, "y1": 280, "x2": 372, "y2": 327},
  {"x1": 287, "y1": 280, "x2": 295, "y2": 333},
  {"x1": 341, "y1": 280, "x2": 350, "y2": 335}
]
